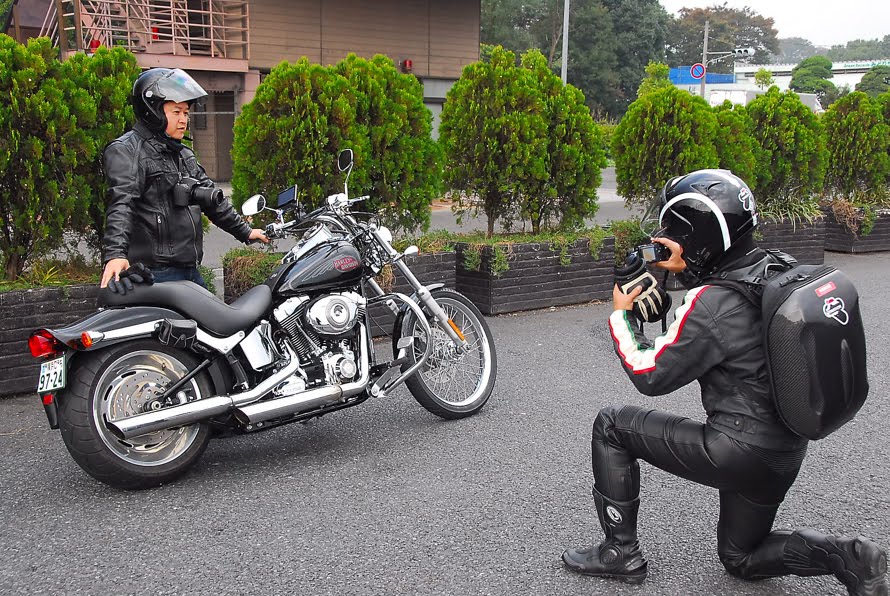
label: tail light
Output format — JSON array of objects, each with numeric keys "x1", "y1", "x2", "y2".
[{"x1": 28, "y1": 330, "x2": 64, "y2": 359}]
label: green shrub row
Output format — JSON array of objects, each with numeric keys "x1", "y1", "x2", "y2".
[
  {"x1": 613, "y1": 86, "x2": 890, "y2": 226},
  {"x1": 231, "y1": 54, "x2": 441, "y2": 236}
]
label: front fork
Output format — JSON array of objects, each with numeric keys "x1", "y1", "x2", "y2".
[
  {"x1": 367, "y1": 228, "x2": 470, "y2": 352},
  {"x1": 365, "y1": 276, "x2": 468, "y2": 354}
]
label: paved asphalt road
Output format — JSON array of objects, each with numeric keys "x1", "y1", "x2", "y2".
[{"x1": 1, "y1": 251, "x2": 888, "y2": 595}]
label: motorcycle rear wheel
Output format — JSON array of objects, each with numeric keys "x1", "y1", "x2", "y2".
[
  {"x1": 398, "y1": 287, "x2": 497, "y2": 419},
  {"x1": 57, "y1": 339, "x2": 212, "y2": 489}
]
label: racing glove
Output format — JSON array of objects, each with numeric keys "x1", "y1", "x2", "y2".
[{"x1": 614, "y1": 253, "x2": 672, "y2": 323}]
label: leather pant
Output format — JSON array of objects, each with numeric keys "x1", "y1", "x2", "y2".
[{"x1": 592, "y1": 405, "x2": 808, "y2": 579}]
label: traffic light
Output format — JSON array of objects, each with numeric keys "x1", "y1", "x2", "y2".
[{"x1": 733, "y1": 47, "x2": 755, "y2": 58}]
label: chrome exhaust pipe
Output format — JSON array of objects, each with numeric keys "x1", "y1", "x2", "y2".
[
  {"x1": 233, "y1": 327, "x2": 371, "y2": 426},
  {"x1": 107, "y1": 345, "x2": 302, "y2": 440}
]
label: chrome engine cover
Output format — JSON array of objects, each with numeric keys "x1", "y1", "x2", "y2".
[{"x1": 306, "y1": 292, "x2": 364, "y2": 335}]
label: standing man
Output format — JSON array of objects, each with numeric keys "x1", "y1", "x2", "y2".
[
  {"x1": 100, "y1": 68, "x2": 267, "y2": 292},
  {"x1": 562, "y1": 170, "x2": 887, "y2": 595}
]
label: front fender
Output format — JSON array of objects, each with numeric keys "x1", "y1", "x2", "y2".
[
  {"x1": 391, "y1": 283, "x2": 445, "y2": 347},
  {"x1": 43, "y1": 306, "x2": 187, "y2": 351}
]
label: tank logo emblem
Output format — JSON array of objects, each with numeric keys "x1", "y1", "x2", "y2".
[
  {"x1": 815, "y1": 281, "x2": 836, "y2": 297},
  {"x1": 333, "y1": 256, "x2": 360, "y2": 272},
  {"x1": 823, "y1": 296, "x2": 849, "y2": 325},
  {"x1": 605, "y1": 505, "x2": 623, "y2": 524}
]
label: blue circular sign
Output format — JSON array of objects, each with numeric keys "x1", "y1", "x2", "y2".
[{"x1": 690, "y1": 63, "x2": 706, "y2": 80}]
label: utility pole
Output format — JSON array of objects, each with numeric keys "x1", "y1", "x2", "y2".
[
  {"x1": 700, "y1": 19, "x2": 709, "y2": 98},
  {"x1": 561, "y1": 0, "x2": 570, "y2": 83}
]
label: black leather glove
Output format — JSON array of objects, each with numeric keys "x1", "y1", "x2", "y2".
[
  {"x1": 107, "y1": 263, "x2": 154, "y2": 295},
  {"x1": 614, "y1": 253, "x2": 672, "y2": 324}
]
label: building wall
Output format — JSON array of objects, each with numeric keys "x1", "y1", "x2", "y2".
[
  {"x1": 249, "y1": 0, "x2": 479, "y2": 78},
  {"x1": 734, "y1": 58, "x2": 890, "y2": 92}
]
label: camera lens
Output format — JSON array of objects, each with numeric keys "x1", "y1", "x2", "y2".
[{"x1": 193, "y1": 186, "x2": 224, "y2": 206}]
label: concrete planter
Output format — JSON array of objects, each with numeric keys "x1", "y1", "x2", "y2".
[
  {"x1": 757, "y1": 217, "x2": 826, "y2": 264},
  {"x1": 454, "y1": 237, "x2": 615, "y2": 315},
  {"x1": 824, "y1": 209, "x2": 890, "y2": 254},
  {"x1": 0, "y1": 285, "x2": 100, "y2": 397}
]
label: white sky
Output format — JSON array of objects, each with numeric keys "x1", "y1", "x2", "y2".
[{"x1": 658, "y1": 1, "x2": 890, "y2": 48}]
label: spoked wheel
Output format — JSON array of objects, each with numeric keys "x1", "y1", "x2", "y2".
[
  {"x1": 57, "y1": 339, "x2": 212, "y2": 489},
  {"x1": 398, "y1": 287, "x2": 497, "y2": 419}
]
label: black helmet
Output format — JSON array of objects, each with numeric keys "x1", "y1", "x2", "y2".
[
  {"x1": 654, "y1": 169, "x2": 757, "y2": 276},
  {"x1": 132, "y1": 68, "x2": 207, "y2": 132}
]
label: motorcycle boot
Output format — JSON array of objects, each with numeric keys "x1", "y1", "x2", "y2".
[
  {"x1": 562, "y1": 489, "x2": 648, "y2": 584},
  {"x1": 783, "y1": 529, "x2": 888, "y2": 596}
]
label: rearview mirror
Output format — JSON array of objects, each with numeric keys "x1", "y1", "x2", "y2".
[
  {"x1": 242, "y1": 194, "x2": 266, "y2": 216},
  {"x1": 338, "y1": 149, "x2": 354, "y2": 172}
]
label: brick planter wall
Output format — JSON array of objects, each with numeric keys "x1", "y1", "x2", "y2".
[
  {"x1": 758, "y1": 218, "x2": 826, "y2": 264},
  {"x1": 824, "y1": 210, "x2": 890, "y2": 254},
  {"x1": 0, "y1": 285, "x2": 100, "y2": 397},
  {"x1": 454, "y1": 237, "x2": 615, "y2": 315}
]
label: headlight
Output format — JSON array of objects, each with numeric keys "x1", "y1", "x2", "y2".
[{"x1": 376, "y1": 226, "x2": 393, "y2": 244}]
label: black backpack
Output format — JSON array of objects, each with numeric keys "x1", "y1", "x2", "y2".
[{"x1": 713, "y1": 250, "x2": 869, "y2": 440}]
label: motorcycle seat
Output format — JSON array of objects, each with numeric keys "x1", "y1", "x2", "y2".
[{"x1": 98, "y1": 281, "x2": 272, "y2": 337}]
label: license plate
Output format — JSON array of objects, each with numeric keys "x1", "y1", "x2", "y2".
[{"x1": 37, "y1": 356, "x2": 66, "y2": 393}]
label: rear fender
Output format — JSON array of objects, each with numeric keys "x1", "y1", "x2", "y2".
[{"x1": 41, "y1": 306, "x2": 186, "y2": 352}]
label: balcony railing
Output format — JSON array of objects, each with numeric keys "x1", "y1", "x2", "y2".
[{"x1": 41, "y1": 0, "x2": 249, "y2": 60}]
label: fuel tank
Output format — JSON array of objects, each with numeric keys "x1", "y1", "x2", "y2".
[{"x1": 272, "y1": 240, "x2": 363, "y2": 295}]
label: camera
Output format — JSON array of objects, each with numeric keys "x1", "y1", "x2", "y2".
[
  {"x1": 634, "y1": 242, "x2": 670, "y2": 263},
  {"x1": 173, "y1": 176, "x2": 224, "y2": 209}
]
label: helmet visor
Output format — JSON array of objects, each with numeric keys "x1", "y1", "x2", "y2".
[
  {"x1": 639, "y1": 187, "x2": 668, "y2": 238},
  {"x1": 154, "y1": 69, "x2": 207, "y2": 104}
]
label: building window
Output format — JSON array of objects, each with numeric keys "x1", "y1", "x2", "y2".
[{"x1": 192, "y1": 101, "x2": 208, "y2": 130}]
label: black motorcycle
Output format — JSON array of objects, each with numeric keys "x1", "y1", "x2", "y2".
[{"x1": 28, "y1": 150, "x2": 497, "y2": 489}]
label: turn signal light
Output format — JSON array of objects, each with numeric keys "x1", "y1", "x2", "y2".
[
  {"x1": 28, "y1": 330, "x2": 63, "y2": 359},
  {"x1": 447, "y1": 319, "x2": 466, "y2": 342},
  {"x1": 80, "y1": 332, "x2": 93, "y2": 348}
]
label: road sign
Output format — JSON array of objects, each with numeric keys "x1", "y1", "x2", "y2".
[{"x1": 690, "y1": 63, "x2": 706, "y2": 80}]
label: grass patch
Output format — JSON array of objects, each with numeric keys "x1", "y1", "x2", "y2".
[{"x1": 0, "y1": 256, "x2": 101, "y2": 292}]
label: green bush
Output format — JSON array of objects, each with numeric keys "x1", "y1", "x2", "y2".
[
  {"x1": 518, "y1": 50, "x2": 606, "y2": 233},
  {"x1": 746, "y1": 88, "x2": 827, "y2": 220},
  {"x1": 607, "y1": 219, "x2": 649, "y2": 265},
  {"x1": 222, "y1": 247, "x2": 283, "y2": 299},
  {"x1": 332, "y1": 54, "x2": 442, "y2": 235},
  {"x1": 61, "y1": 47, "x2": 140, "y2": 255},
  {"x1": 231, "y1": 58, "x2": 359, "y2": 213},
  {"x1": 822, "y1": 92, "x2": 890, "y2": 201},
  {"x1": 712, "y1": 101, "x2": 759, "y2": 189},
  {"x1": 612, "y1": 87, "x2": 719, "y2": 209},
  {"x1": 439, "y1": 46, "x2": 549, "y2": 237},
  {"x1": 451, "y1": 227, "x2": 610, "y2": 276},
  {"x1": 597, "y1": 118, "x2": 619, "y2": 162},
  {"x1": 0, "y1": 35, "x2": 95, "y2": 280}
]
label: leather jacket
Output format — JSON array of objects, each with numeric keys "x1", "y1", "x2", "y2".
[
  {"x1": 609, "y1": 247, "x2": 807, "y2": 451},
  {"x1": 102, "y1": 122, "x2": 251, "y2": 268}
]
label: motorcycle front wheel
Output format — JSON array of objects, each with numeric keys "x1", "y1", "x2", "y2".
[
  {"x1": 398, "y1": 287, "x2": 497, "y2": 419},
  {"x1": 57, "y1": 339, "x2": 213, "y2": 489}
]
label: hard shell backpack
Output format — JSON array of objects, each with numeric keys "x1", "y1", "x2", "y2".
[{"x1": 716, "y1": 251, "x2": 868, "y2": 440}]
